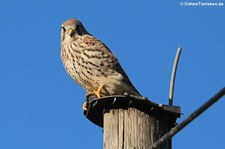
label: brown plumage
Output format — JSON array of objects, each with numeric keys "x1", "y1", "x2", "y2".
[{"x1": 60, "y1": 18, "x2": 141, "y2": 108}]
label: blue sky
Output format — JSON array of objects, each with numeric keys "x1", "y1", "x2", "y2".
[{"x1": 0, "y1": 0, "x2": 225, "y2": 148}]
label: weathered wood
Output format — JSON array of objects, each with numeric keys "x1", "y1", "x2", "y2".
[
  {"x1": 104, "y1": 108, "x2": 171, "y2": 149},
  {"x1": 83, "y1": 96, "x2": 180, "y2": 148}
]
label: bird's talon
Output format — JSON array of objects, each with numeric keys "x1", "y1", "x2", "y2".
[
  {"x1": 82, "y1": 102, "x2": 88, "y2": 111},
  {"x1": 94, "y1": 84, "x2": 104, "y2": 98}
]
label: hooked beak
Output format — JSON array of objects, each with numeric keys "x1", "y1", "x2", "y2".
[{"x1": 67, "y1": 28, "x2": 75, "y2": 36}]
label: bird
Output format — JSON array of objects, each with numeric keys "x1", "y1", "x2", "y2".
[{"x1": 60, "y1": 18, "x2": 142, "y2": 110}]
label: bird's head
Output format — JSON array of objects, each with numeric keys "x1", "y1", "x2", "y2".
[{"x1": 61, "y1": 18, "x2": 89, "y2": 43}]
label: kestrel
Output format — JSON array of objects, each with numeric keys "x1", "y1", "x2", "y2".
[{"x1": 60, "y1": 18, "x2": 142, "y2": 109}]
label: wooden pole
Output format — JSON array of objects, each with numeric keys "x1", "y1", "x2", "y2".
[
  {"x1": 104, "y1": 108, "x2": 171, "y2": 149},
  {"x1": 83, "y1": 96, "x2": 180, "y2": 149}
]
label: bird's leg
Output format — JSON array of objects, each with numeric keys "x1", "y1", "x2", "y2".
[
  {"x1": 94, "y1": 84, "x2": 104, "y2": 98},
  {"x1": 85, "y1": 84, "x2": 104, "y2": 100},
  {"x1": 83, "y1": 84, "x2": 104, "y2": 111}
]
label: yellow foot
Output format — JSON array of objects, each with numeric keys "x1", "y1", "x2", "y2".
[
  {"x1": 83, "y1": 84, "x2": 104, "y2": 111},
  {"x1": 94, "y1": 84, "x2": 104, "y2": 98},
  {"x1": 82, "y1": 102, "x2": 87, "y2": 111},
  {"x1": 86, "y1": 84, "x2": 105, "y2": 98}
]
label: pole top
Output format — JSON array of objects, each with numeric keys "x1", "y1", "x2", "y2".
[{"x1": 83, "y1": 95, "x2": 181, "y2": 128}]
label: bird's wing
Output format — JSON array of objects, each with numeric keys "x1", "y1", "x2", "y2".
[{"x1": 81, "y1": 35, "x2": 141, "y2": 96}]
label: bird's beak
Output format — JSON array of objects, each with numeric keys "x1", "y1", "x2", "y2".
[{"x1": 67, "y1": 28, "x2": 75, "y2": 35}]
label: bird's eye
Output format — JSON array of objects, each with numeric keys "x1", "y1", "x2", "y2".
[
  {"x1": 61, "y1": 26, "x2": 66, "y2": 41},
  {"x1": 76, "y1": 25, "x2": 82, "y2": 35},
  {"x1": 61, "y1": 26, "x2": 66, "y2": 32},
  {"x1": 75, "y1": 25, "x2": 79, "y2": 31}
]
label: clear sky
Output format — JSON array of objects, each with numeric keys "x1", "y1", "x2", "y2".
[{"x1": 0, "y1": 0, "x2": 225, "y2": 149}]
